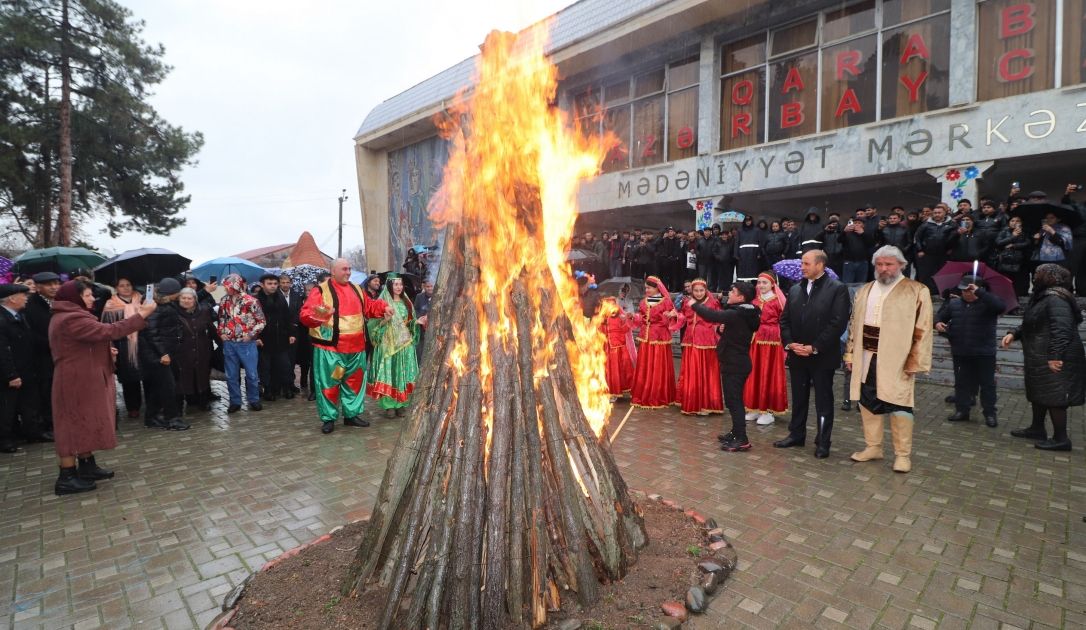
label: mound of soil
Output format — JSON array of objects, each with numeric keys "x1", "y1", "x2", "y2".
[{"x1": 230, "y1": 500, "x2": 713, "y2": 629}]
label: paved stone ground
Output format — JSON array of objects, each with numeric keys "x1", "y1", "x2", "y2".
[{"x1": 0, "y1": 375, "x2": 1083, "y2": 629}]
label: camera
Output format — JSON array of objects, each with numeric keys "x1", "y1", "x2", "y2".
[
  {"x1": 1071, "y1": 184, "x2": 1084, "y2": 192},
  {"x1": 1011, "y1": 181, "x2": 1020, "y2": 189}
]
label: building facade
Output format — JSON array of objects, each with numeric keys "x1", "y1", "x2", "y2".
[{"x1": 355, "y1": 0, "x2": 1086, "y2": 270}]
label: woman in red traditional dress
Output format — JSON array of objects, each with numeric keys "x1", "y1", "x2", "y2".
[
  {"x1": 744, "y1": 271, "x2": 788, "y2": 425},
  {"x1": 630, "y1": 276, "x2": 680, "y2": 408},
  {"x1": 676, "y1": 279, "x2": 722, "y2": 415},
  {"x1": 598, "y1": 297, "x2": 636, "y2": 399}
]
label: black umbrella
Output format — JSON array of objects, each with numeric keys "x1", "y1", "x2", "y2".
[
  {"x1": 93, "y1": 248, "x2": 192, "y2": 286},
  {"x1": 1009, "y1": 201, "x2": 1083, "y2": 235}
]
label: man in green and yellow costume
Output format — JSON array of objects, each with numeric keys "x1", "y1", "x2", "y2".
[{"x1": 299, "y1": 258, "x2": 390, "y2": 434}]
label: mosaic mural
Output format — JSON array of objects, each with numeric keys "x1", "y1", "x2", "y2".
[{"x1": 387, "y1": 136, "x2": 449, "y2": 272}]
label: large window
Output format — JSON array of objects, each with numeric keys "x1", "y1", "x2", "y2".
[
  {"x1": 977, "y1": 0, "x2": 1057, "y2": 99},
  {"x1": 720, "y1": 0, "x2": 951, "y2": 148},
  {"x1": 573, "y1": 57, "x2": 700, "y2": 173},
  {"x1": 1067, "y1": 0, "x2": 1086, "y2": 86}
]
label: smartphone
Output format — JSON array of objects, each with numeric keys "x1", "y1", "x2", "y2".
[
  {"x1": 1071, "y1": 184, "x2": 1084, "y2": 192},
  {"x1": 1011, "y1": 181, "x2": 1020, "y2": 189},
  {"x1": 847, "y1": 219, "x2": 854, "y2": 226},
  {"x1": 145, "y1": 283, "x2": 155, "y2": 300},
  {"x1": 209, "y1": 275, "x2": 217, "y2": 283}
]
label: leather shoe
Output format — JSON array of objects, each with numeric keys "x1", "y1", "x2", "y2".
[
  {"x1": 249, "y1": 403, "x2": 263, "y2": 411},
  {"x1": 947, "y1": 411, "x2": 970, "y2": 422},
  {"x1": 840, "y1": 400, "x2": 852, "y2": 411},
  {"x1": 0, "y1": 443, "x2": 18, "y2": 454},
  {"x1": 227, "y1": 404, "x2": 241, "y2": 414},
  {"x1": 1035, "y1": 438, "x2": 1072, "y2": 451},
  {"x1": 944, "y1": 394, "x2": 956, "y2": 404},
  {"x1": 814, "y1": 444, "x2": 830, "y2": 458},
  {"x1": 344, "y1": 416, "x2": 371, "y2": 428},
  {"x1": 283, "y1": 390, "x2": 295, "y2": 400},
  {"x1": 321, "y1": 422, "x2": 335, "y2": 434},
  {"x1": 1010, "y1": 426, "x2": 1046, "y2": 440},
  {"x1": 307, "y1": 391, "x2": 316, "y2": 402},
  {"x1": 984, "y1": 415, "x2": 998, "y2": 428},
  {"x1": 773, "y1": 435, "x2": 805, "y2": 448}
]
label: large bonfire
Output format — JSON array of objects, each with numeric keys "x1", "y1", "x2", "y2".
[{"x1": 342, "y1": 25, "x2": 648, "y2": 629}]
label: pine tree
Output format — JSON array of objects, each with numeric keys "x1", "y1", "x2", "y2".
[{"x1": 0, "y1": 0, "x2": 203, "y2": 246}]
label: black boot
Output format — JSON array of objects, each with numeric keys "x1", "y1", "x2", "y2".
[
  {"x1": 55, "y1": 466, "x2": 96, "y2": 495},
  {"x1": 77, "y1": 455, "x2": 114, "y2": 480}
]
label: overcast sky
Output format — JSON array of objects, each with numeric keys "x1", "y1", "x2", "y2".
[{"x1": 89, "y1": 0, "x2": 573, "y2": 265}]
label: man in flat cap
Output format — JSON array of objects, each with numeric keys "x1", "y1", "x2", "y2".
[
  {"x1": 0, "y1": 284, "x2": 51, "y2": 452},
  {"x1": 255, "y1": 272, "x2": 296, "y2": 401},
  {"x1": 26, "y1": 272, "x2": 61, "y2": 435}
]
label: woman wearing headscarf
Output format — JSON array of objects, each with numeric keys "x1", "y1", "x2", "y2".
[
  {"x1": 101, "y1": 278, "x2": 144, "y2": 419},
  {"x1": 49, "y1": 280, "x2": 155, "y2": 495},
  {"x1": 366, "y1": 274, "x2": 426, "y2": 418},
  {"x1": 630, "y1": 276, "x2": 681, "y2": 408},
  {"x1": 743, "y1": 271, "x2": 789, "y2": 425},
  {"x1": 675, "y1": 279, "x2": 722, "y2": 415},
  {"x1": 1001, "y1": 264, "x2": 1085, "y2": 450},
  {"x1": 174, "y1": 288, "x2": 218, "y2": 412}
]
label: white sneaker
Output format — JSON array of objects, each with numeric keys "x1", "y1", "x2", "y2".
[
  {"x1": 745, "y1": 411, "x2": 759, "y2": 421},
  {"x1": 756, "y1": 413, "x2": 775, "y2": 426}
]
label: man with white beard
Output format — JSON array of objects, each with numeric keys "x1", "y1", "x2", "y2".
[{"x1": 843, "y1": 246, "x2": 933, "y2": 473}]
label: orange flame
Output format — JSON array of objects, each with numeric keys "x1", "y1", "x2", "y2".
[{"x1": 434, "y1": 24, "x2": 612, "y2": 438}]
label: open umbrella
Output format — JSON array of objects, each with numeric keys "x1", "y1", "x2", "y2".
[
  {"x1": 284, "y1": 264, "x2": 328, "y2": 287},
  {"x1": 190, "y1": 256, "x2": 266, "y2": 283},
  {"x1": 93, "y1": 248, "x2": 191, "y2": 286},
  {"x1": 772, "y1": 258, "x2": 840, "y2": 283},
  {"x1": 12, "y1": 246, "x2": 106, "y2": 274},
  {"x1": 932, "y1": 261, "x2": 1018, "y2": 313},
  {"x1": 1009, "y1": 201, "x2": 1083, "y2": 235}
]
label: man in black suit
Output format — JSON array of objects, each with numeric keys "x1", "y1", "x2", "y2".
[
  {"x1": 278, "y1": 273, "x2": 304, "y2": 393},
  {"x1": 775, "y1": 250, "x2": 852, "y2": 458},
  {"x1": 0, "y1": 284, "x2": 51, "y2": 452},
  {"x1": 25, "y1": 272, "x2": 61, "y2": 434},
  {"x1": 256, "y1": 273, "x2": 296, "y2": 400}
]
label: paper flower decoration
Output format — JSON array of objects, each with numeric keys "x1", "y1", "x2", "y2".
[
  {"x1": 964, "y1": 166, "x2": 980, "y2": 179},
  {"x1": 945, "y1": 169, "x2": 961, "y2": 182},
  {"x1": 950, "y1": 188, "x2": 964, "y2": 200}
]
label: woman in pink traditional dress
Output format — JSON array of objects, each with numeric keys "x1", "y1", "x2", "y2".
[
  {"x1": 676, "y1": 279, "x2": 722, "y2": 415},
  {"x1": 744, "y1": 271, "x2": 788, "y2": 425},
  {"x1": 598, "y1": 297, "x2": 636, "y2": 399},
  {"x1": 630, "y1": 276, "x2": 681, "y2": 408}
]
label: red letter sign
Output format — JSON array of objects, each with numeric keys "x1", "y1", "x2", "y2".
[
  {"x1": 834, "y1": 88, "x2": 862, "y2": 117},
  {"x1": 1000, "y1": 3, "x2": 1036, "y2": 39},
  {"x1": 676, "y1": 126, "x2": 695, "y2": 149},
  {"x1": 998, "y1": 48, "x2": 1035, "y2": 82},
  {"x1": 732, "y1": 80, "x2": 754, "y2": 105},
  {"x1": 780, "y1": 102, "x2": 804, "y2": 129},
  {"x1": 899, "y1": 33, "x2": 930, "y2": 65},
  {"x1": 781, "y1": 67, "x2": 805, "y2": 93},
  {"x1": 836, "y1": 50, "x2": 862, "y2": 80},
  {"x1": 899, "y1": 71, "x2": 929, "y2": 102},
  {"x1": 731, "y1": 113, "x2": 751, "y2": 138}
]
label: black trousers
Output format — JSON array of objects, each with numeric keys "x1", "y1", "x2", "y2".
[
  {"x1": 36, "y1": 373, "x2": 53, "y2": 430},
  {"x1": 953, "y1": 354, "x2": 997, "y2": 416},
  {"x1": 1, "y1": 382, "x2": 41, "y2": 445},
  {"x1": 786, "y1": 362, "x2": 836, "y2": 445},
  {"x1": 119, "y1": 378, "x2": 143, "y2": 413},
  {"x1": 721, "y1": 368, "x2": 750, "y2": 437},
  {"x1": 258, "y1": 347, "x2": 294, "y2": 395},
  {"x1": 297, "y1": 338, "x2": 313, "y2": 389},
  {"x1": 142, "y1": 363, "x2": 179, "y2": 420}
]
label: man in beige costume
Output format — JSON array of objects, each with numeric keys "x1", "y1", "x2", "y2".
[{"x1": 844, "y1": 245, "x2": 933, "y2": 473}]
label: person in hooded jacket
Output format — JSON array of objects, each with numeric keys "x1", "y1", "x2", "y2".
[
  {"x1": 695, "y1": 228, "x2": 718, "y2": 289},
  {"x1": 914, "y1": 203, "x2": 957, "y2": 294},
  {"x1": 795, "y1": 209, "x2": 824, "y2": 256},
  {"x1": 713, "y1": 228, "x2": 736, "y2": 292},
  {"x1": 1001, "y1": 264, "x2": 1085, "y2": 451},
  {"x1": 690, "y1": 281, "x2": 762, "y2": 453},
  {"x1": 820, "y1": 215, "x2": 844, "y2": 275},
  {"x1": 763, "y1": 221, "x2": 790, "y2": 268},
  {"x1": 139, "y1": 278, "x2": 188, "y2": 431},
  {"x1": 734, "y1": 215, "x2": 766, "y2": 281}
]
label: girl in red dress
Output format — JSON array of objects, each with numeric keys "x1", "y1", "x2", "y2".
[
  {"x1": 676, "y1": 279, "x2": 722, "y2": 415},
  {"x1": 598, "y1": 297, "x2": 636, "y2": 398},
  {"x1": 744, "y1": 271, "x2": 788, "y2": 425},
  {"x1": 630, "y1": 276, "x2": 680, "y2": 408}
]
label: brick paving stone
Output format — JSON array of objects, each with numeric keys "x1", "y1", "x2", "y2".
[{"x1": 1, "y1": 377, "x2": 1084, "y2": 628}]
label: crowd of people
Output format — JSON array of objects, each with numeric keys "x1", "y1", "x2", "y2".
[
  {"x1": 597, "y1": 247, "x2": 1085, "y2": 468},
  {"x1": 573, "y1": 184, "x2": 1086, "y2": 300},
  {"x1": 0, "y1": 258, "x2": 433, "y2": 495}
]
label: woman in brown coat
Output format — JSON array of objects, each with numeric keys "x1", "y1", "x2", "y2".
[{"x1": 49, "y1": 280, "x2": 156, "y2": 495}]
